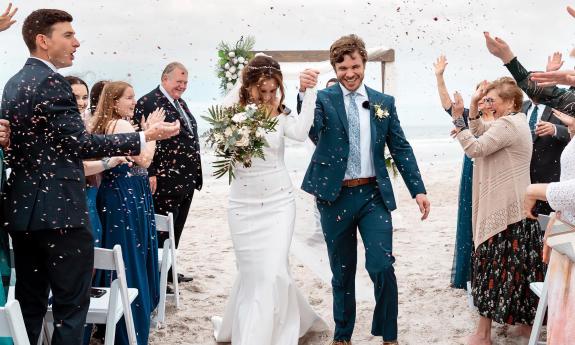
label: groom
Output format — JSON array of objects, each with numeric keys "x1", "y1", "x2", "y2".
[{"x1": 299, "y1": 35, "x2": 430, "y2": 345}]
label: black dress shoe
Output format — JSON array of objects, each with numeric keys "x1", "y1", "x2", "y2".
[{"x1": 178, "y1": 273, "x2": 194, "y2": 283}]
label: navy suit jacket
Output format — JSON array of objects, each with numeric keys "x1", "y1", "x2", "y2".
[
  {"x1": 134, "y1": 87, "x2": 203, "y2": 196},
  {"x1": 301, "y1": 84, "x2": 426, "y2": 210},
  {"x1": 0, "y1": 58, "x2": 142, "y2": 232}
]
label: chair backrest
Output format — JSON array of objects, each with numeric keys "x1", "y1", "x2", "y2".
[
  {"x1": 94, "y1": 246, "x2": 137, "y2": 345},
  {"x1": 0, "y1": 300, "x2": 31, "y2": 345},
  {"x1": 155, "y1": 213, "x2": 175, "y2": 243}
]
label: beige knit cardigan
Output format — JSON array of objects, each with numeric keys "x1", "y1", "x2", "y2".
[{"x1": 456, "y1": 113, "x2": 532, "y2": 249}]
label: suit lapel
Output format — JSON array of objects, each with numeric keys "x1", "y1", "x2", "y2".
[
  {"x1": 329, "y1": 87, "x2": 349, "y2": 136},
  {"x1": 366, "y1": 87, "x2": 378, "y2": 151}
]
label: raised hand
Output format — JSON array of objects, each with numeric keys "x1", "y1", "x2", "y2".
[
  {"x1": 433, "y1": 55, "x2": 448, "y2": 76},
  {"x1": 0, "y1": 3, "x2": 17, "y2": 33},
  {"x1": 529, "y1": 70, "x2": 575, "y2": 87},
  {"x1": 299, "y1": 69, "x2": 320, "y2": 92},
  {"x1": 484, "y1": 32, "x2": 514, "y2": 64},
  {"x1": 546, "y1": 52, "x2": 564, "y2": 72},
  {"x1": 552, "y1": 109, "x2": 575, "y2": 132},
  {"x1": 452, "y1": 91, "x2": 465, "y2": 119},
  {"x1": 0, "y1": 119, "x2": 10, "y2": 148},
  {"x1": 142, "y1": 107, "x2": 166, "y2": 130},
  {"x1": 471, "y1": 80, "x2": 489, "y2": 104},
  {"x1": 144, "y1": 119, "x2": 180, "y2": 142}
]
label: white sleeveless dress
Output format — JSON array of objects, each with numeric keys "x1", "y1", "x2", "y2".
[{"x1": 211, "y1": 88, "x2": 327, "y2": 344}]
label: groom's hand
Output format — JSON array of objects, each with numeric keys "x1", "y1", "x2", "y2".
[
  {"x1": 299, "y1": 69, "x2": 320, "y2": 92},
  {"x1": 415, "y1": 194, "x2": 430, "y2": 220}
]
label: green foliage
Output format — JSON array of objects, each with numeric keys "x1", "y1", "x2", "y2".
[
  {"x1": 202, "y1": 103, "x2": 278, "y2": 183},
  {"x1": 216, "y1": 36, "x2": 256, "y2": 94}
]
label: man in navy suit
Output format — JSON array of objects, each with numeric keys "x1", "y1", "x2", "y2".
[
  {"x1": 299, "y1": 35, "x2": 430, "y2": 345},
  {"x1": 0, "y1": 9, "x2": 179, "y2": 344},
  {"x1": 134, "y1": 62, "x2": 203, "y2": 283}
]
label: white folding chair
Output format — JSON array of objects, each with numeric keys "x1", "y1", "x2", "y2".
[
  {"x1": 44, "y1": 245, "x2": 139, "y2": 345},
  {"x1": 154, "y1": 212, "x2": 179, "y2": 326},
  {"x1": 528, "y1": 214, "x2": 572, "y2": 345},
  {"x1": 0, "y1": 300, "x2": 31, "y2": 345}
]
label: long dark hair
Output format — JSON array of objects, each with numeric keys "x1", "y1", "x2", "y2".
[
  {"x1": 89, "y1": 80, "x2": 110, "y2": 115},
  {"x1": 239, "y1": 55, "x2": 285, "y2": 112}
]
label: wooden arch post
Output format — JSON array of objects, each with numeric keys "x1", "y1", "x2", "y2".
[{"x1": 250, "y1": 49, "x2": 395, "y2": 92}]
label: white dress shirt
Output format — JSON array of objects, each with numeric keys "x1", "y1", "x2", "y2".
[
  {"x1": 29, "y1": 57, "x2": 147, "y2": 151},
  {"x1": 526, "y1": 103, "x2": 557, "y2": 137},
  {"x1": 340, "y1": 83, "x2": 375, "y2": 179},
  {"x1": 299, "y1": 84, "x2": 375, "y2": 179}
]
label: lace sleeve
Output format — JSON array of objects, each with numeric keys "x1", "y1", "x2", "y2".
[
  {"x1": 283, "y1": 87, "x2": 317, "y2": 141},
  {"x1": 547, "y1": 179, "x2": 575, "y2": 212}
]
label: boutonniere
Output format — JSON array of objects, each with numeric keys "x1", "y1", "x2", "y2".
[{"x1": 362, "y1": 101, "x2": 389, "y2": 120}]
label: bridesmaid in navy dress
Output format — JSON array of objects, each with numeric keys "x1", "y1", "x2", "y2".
[
  {"x1": 91, "y1": 81, "x2": 164, "y2": 345},
  {"x1": 433, "y1": 56, "x2": 494, "y2": 289}
]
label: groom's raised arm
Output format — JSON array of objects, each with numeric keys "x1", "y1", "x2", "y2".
[{"x1": 384, "y1": 96, "x2": 427, "y2": 198}]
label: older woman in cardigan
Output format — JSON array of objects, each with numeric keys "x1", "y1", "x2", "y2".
[{"x1": 451, "y1": 77, "x2": 546, "y2": 345}]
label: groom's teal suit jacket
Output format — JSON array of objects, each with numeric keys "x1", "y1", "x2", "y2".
[{"x1": 301, "y1": 84, "x2": 426, "y2": 210}]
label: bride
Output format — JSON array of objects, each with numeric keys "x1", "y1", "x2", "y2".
[{"x1": 211, "y1": 54, "x2": 327, "y2": 344}]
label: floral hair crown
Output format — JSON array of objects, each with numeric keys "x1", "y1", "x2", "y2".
[{"x1": 246, "y1": 65, "x2": 281, "y2": 72}]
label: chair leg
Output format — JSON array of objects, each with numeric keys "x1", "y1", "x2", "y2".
[
  {"x1": 171, "y1": 249, "x2": 179, "y2": 308},
  {"x1": 529, "y1": 281, "x2": 549, "y2": 345}
]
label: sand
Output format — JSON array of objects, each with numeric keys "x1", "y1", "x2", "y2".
[{"x1": 146, "y1": 140, "x2": 530, "y2": 345}]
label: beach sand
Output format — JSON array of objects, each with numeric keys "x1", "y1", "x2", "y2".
[{"x1": 147, "y1": 140, "x2": 530, "y2": 345}]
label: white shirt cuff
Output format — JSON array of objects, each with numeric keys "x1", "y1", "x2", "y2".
[
  {"x1": 553, "y1": 124, "x2": 558, "y2": 137},
  {"x1": 139, "y1": 132, "x2": 146, "y2": 152}
]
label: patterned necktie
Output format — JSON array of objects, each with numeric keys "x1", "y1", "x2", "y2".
[
  {"x1": 529, "y1": 105, "x2": 539, "y2": 140},
  {"x1": 174, "y1": 100, "x2": 193, "y2": 132},
  {"x1": 346, "y1": 92, "x2": 361, "y2": 179}
]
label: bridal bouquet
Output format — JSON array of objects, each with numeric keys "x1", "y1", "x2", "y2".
[
  {"x1": 216, "y1": 36, "x2": 255, "y2": 93},
  {"x1": 202, "y1": 103, "x2": 278, "y2": 183}
]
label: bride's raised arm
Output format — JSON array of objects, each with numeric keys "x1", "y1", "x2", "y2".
[{"x1": 283, "y1": 87, "x2": 317, "y2": 141}]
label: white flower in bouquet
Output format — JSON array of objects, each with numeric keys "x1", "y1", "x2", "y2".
[
  {"x1": 226, "y1": 82, "x2": 234, "y2": 90},
  {"x1": 229, "y1": 66, "x2": 237, "y2": 74},
  {"x1": 236, "y1": 132, "x2": 250, "y2": 147},
  {"x1": 255, "y1": 127, "x2": 266, "y2": 138},
  {"x1": 246, "y1": 103, "x2": 258, "y2": 111},
  {"x1": 232, "y1": 112, "x2": 247, "y2": 123},
  {"x1": 238, "y1": 56, "x2": 246, "y2": 64},
  {"x1": 225, "y1": 71, "x2": 232, "y2": 78},
  {"x1": 228, "y1": 51, "x2": 236, "y2": 58},
  {"x1": 231, "y1": 74, "x2": 238, "y2": 80},
  {"x1": 238, "y1": 64, "x2": 244, "y2": 70},
  {"x1": 214, "y1": 133, "x2": 224, "y2": 142},
  {"x1": 224, "y1": 126, "x2": 234, "y2": 137},
  {"x1": 224, "y1": 63, "x2": 230, "y2": 70},
  {"x1": 232, "y1": 58, "x2": 238, "y2": 64}
]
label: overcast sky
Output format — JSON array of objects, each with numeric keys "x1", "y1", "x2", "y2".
[{"x1": 1, "y1": 0, "x2": 574, "y2": 132}]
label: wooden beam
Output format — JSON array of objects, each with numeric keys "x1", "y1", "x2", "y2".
[
  {"x1": 381, "y1": 61, "x2": 386, "y2": 93},
  {"x1": 251, "y1": 49, "x2": 395, "y2": 63}
]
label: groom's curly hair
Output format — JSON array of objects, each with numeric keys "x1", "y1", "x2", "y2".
[{"x1": 330, "y1": 34, "x2": 368, "y2": 67}]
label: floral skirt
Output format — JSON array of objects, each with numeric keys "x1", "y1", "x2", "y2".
[{"x1": 471, "y1": 219, "x2": 545, "y2": 325}]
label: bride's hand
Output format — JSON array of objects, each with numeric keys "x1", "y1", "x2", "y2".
[{"x1": 142, "y1": 107, "x2": 166, "y2": 130}]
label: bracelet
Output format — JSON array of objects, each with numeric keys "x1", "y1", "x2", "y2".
[
  {"x1": 452, "y1": 117, "x2": 468, "y2": 130},
  {"x1": 102, "y1": 157, "x2": 111, "y2": 170}
]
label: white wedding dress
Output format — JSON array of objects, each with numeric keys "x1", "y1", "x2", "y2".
[{"x1": 212, "y1": 88, "x2": 327, "y2": 344}]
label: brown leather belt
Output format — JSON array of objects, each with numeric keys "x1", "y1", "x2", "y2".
[{"x1": 342, "y1": 177, "x2": 377, "y2": 188}]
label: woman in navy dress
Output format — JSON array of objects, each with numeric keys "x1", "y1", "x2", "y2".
[
  {"x1": 433, "y1": 56, "x2": 494, "y2": 289},
  {"x1": 91, "y1": 81, "x2": 164, "y2": 345}
]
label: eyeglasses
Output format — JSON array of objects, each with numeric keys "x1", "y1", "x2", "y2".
[{"x1": 483, "y1": 97, "x2": 495, "y2": 105}]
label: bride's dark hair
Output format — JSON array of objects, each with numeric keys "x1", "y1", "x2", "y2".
[{"x1": 239, "y1": 55, "x2": 286, "y2": 113}]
